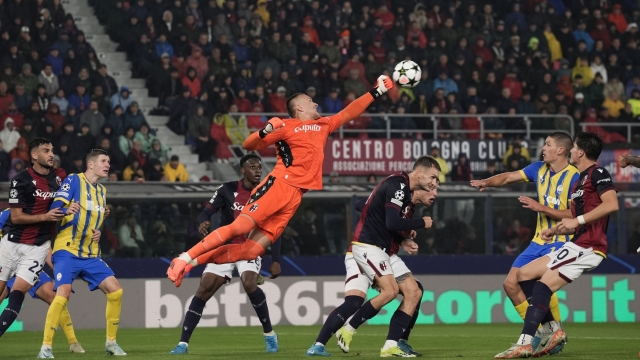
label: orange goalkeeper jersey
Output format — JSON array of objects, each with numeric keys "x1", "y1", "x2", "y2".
[{"x1": 244, "y1": 93, "x2": 374, "y2": 190}]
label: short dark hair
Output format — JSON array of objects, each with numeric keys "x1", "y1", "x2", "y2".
[
  {"x1": 29, "y1": 137, "x2": 52, "y2": 155},
  {"x1": 240, "y1": 154, "x2": 261, "y2": 167},
  {"x1": 86, "y1": 148, "x2": 109, "y2": 163},
  {"x1": 413, "y1": 156, "x2": 441, "y2": 171},
  {"x1": 548, "y1": 131, "x2": 573, "y2": 157},
  {"x1": 286, "y1": 93, "x2": 304, "y2": 118},
  {"x1": 574, "y1": 131, "x2": 603, "y2": 161}
]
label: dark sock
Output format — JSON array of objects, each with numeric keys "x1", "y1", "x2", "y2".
[
  {"x1": 401, "y1": 281, "x2": 423, "y2": 341},
  {"x1": 522, "y1": 282, "x2": 553, "y2": 337},
  {"x1": 0, "y1": 291, "x2": 25, "y2": 336},
  {"x1": 247, "y1": 288, "x2": 272, "y2": 333},
  {"x1": 180, "y1": 296, "x2": 206, "y2": 343},
  {"x1": 387, "y1": 309, "x2": 413, "y2": 341},
  {"x1": 316, "y1": 296, "x2": 364, "y2": 345},
  {"x1": 518, "y1": 279, "x2": 537, "y2": 300},
  {"x1": 348, "y1": 300, "x2": 380, "y2": 330}
]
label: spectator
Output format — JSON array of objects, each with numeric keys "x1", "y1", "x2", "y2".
[
  {"x1": 129, "y1": 140, "x2": 147, "y2": 168},
  {"x1": 134, "y1": 124, "x2": 156, "y2": 153},
  {"x1": 604, "y1": 76, "x2": 625, "y2": 101},
  {"x1": 12, "y1": 85, "x2": 32, "y2": 113},
  {"x1": 188, "y1": 105, "x2": 215, "y2": 162},
  {"x1": 68, "y1": 84, "x2": 90, "y2": 113},
  {"x1": 0, "y1": 139, "x2": 10, "y2": 181},
  {"x1": 95, "y1": 64, "x2": 118, "y2": 98},
  {"x1": 0, "y1": 81, "x2": 14, "y2": 114},
  {"x1": 45, "y1": 45, "x2": 63, "y2": 75},
  {"x1": 38, "y1": 63, "x2": 59, "y2": 97},
  {"x1": 181, "y1": 66, "x2": 201, "y2": 98},
  {"x1": 45, "y1": 103, "x2": 65, "y2": 133},
  {"x1": 118, "y1": 216, "x2": 144, "y2": 257},
  {"x1": 1, "y1": 102, "x2": 24, "y2": 131},
  {"x1": 124, "y1": 102, "x2": 147, "y2": 131},
  {"x1": 19, "y1": 120, "x2": 38, "y2": 144},
  {"x1": 123, "y1": 158, "x2": 145, "y2": 182},
  {"x1": 148, "y1": 139, "x2": 170, "y2": 165},
  {"x1": 430, "y1": 146, "x2": 450, "y2": 183},
  {"x1": 8, "y1": 158, "x2": 25, "y2": 180},
  {"x1": 629, "y1": 90, "x2": 640, "y2": 118},
  {"x1": 164, "y1": 155, "x2": 189, "y2": 182},
  {"x1": 505, "y1": 144, "x2": 529, "y2": 170},
  {"x1": 0, "y1": 118, "x2": 20, "y2": 152},
  {"x1": 79, "y1": 100, "x2": 106, "y2": 137},
  {"x1": 119, "y1": 126, "x2": 136, "y2": 155},
  {"x1": 19, "y1": 64, "x2": 38, "y2": 96},
  {"x1": 602, "y1": 91, "x2": 625, "y2": 118},
  {"x1": 451, "y1": 153, "x2": 472, "y2": 181},
  {"x1": 110, "y1": 86, "x2": 133, "y2": 110}
]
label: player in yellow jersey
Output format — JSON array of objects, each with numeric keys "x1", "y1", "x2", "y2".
[
  {"x1": 37, "y1": 149, "x2": 126, "y2": 358},
  {"x1": 471, "y1": 132, "x2": 579, "y2": 355}
]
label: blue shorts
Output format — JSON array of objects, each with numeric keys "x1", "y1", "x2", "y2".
[
  {"x1": 6, "y1": 272, "x2": 52, "y2": 299},
  {"x1": 52, "y1": 251, "x2": 114, "y2": 291},
  {"x1": 512, "y1": 241, "x2": 565, "y2": 268}
]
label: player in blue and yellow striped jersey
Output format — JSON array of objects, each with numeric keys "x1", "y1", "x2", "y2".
[
  {"x1": 37, "y1": 149, "x2": 127, "y2": 358},
  {"x1": 471, "y1": 132, "x2": 579, "y2": 354}
]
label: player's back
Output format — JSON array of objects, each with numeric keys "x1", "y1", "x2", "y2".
[
  {"x1": 354, "y1": 173, "x2": 412, "y2": 253},
  {"x1": 267, "y1": 117, "x2": 339, "y2": 190}
]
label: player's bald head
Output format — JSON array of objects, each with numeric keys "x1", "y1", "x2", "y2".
[{"x1": 286, "y1": 93, "x2": 305, "y2": 118}]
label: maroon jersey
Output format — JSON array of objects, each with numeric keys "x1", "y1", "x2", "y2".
[
  {"x1": 390, "y1": 202, "x2": 416, "y2": 256},
  {"x1": 4, "y1": 167, "x2": 65, "y2": 246},
  {"x1": 570, "y1": 165, "x2": 616, "y2": 255},
  {"x1": 199, "y1": 179, "x2": 252, "y2": 244}
]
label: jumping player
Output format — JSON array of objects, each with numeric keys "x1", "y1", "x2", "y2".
[
  {"x1": 167, "y1": 75, "x2": 398, "y2": 283},
  {"x1": 470, "y1": 132, "x2": 578, "y2": 352},
  {"x1": 495, "y1": 131, "x2": 618, "y2": 358},
  {"x1": 336, "y1": 157, "x2": 440, "y2": 357},
  {"x1": 306, "y1": 187, "x2": 438, "y2": 357},
  {"x1": 0, "y1": 138, "x2": 78, "y2": 338},
  {"x1": 38, "y1": 149, "x2": 126, "y2": 358},
  {"x1": 169, "y1": 154, "x2": 282, "y2": 355}
]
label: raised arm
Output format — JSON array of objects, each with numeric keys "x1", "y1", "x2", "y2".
[
  {"x1": 243, "y1": 118, "x2": 285, "y2": 151},
  {"x1": 327, "y1": 76, "x2": 394, "y2": 132},
  {"x1": 618, "y1": 154, "x2": 640, "y2": 168},
  {"x1": 470, "y1": 171, "x2": 526, "y2": 191}
]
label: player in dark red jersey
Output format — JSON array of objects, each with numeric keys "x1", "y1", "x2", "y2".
[
  {"x1": 0, "y1": 138, "x2": 80, "y2": 337},
  {"x1": 495, "y1": 132, "x2": 618, "y2": 359},
  {"x1": 169, "y1": 154, "x2": 282, "y2": 354},
  {"x1": 336, "y1": 156, "x2": 439, "y2": 357},
  {"x1": 306, "y1": 187, "x2": 437, "y2": 357}
]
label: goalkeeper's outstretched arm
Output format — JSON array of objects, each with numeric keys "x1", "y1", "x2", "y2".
[{"x1": 330, "y1": 75, "x2": 395, "y2": 130}]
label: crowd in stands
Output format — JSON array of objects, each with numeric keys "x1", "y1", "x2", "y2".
[
  {"x1": 0, "y1": 0, "x2": 192, "y2": 182},
  {"x1": 92, "y1": 0, "x2": 640, "y2": 147}
]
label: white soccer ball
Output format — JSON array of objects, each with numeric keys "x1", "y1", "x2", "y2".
[{"x1": 392, "y1": 60, "x2": 421, "y2": 88}]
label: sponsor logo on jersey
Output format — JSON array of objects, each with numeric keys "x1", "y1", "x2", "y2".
[
  {"x1": 231, "y1": 202, "x2": 245, "y2": 211},
  {"x1": 33, "y1": 189, "x2": 57, "y2": 200},
  {"x1": 581, "y1": 175, "x2": 588, "y2": 185},
  {"x1": 597, "y1": 178, "x2": 611, "y2": 184},
  {"x1": 250, "y1": 203, "x2": 259, "y2": 212},
  {"x1": 571, "y1": 189, "x2": 584, "y2": 200},
  {"x1": 294, "y1": 124, "x2": 322, "y2": 133},
  {"x1": 544, "y1": 195, "x2": 561, "y2": 206}
]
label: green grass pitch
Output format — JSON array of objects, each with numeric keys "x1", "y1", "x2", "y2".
[{"x1": 2, "y1": 324, "x2": 638, "y2": 359}]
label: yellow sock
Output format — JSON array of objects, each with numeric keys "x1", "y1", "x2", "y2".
[
  {"x1": 59, "y1": 307, "x2": 78, "y2": 345},
  {"x1": 43, "y1": 296, "x2": 67, "y2": 346},
  {"x1": 105, "y1": 289, "x2": 123, "y2": 342},
  {"x1": 514, "y1": 300, "x2": 529, "y2": 320},
  {"x1": 549, "y1": 292, "x2": 561, "y2": 322}
]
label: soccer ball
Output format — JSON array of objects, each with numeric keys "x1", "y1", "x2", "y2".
[{"x1": 392, "y1": 60, "x2": 421, "y2": 88}]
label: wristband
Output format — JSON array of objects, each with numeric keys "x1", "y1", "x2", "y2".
[
  {"x1": 577, "y1": 215, "x2": 586, "y2": 225},
  {"x1": 258, "y1": 128, "x2": 268, "y2": 138},
  {"x1": 369, "y1": 88, "x2": 381, "y2": 99}
]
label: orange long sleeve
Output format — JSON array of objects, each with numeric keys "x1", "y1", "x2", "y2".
[
  {"x1": 336, "y1": 92, "x2": 374, "y2": 127},
  {"x1": 243, "y1": 131, "x2": 268, "y2": 151}
]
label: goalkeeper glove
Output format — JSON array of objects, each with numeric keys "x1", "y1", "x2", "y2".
[
  {"x1": 369, "y1": 75, "x2": 394, "y2": 99},
  {"x1": 259, "y1": 117, "x2": 285, "y2": 138}
]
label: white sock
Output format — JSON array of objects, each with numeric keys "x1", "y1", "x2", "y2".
[
  {"x1": 179, "y1": 342, "x2": 188, "y2": 347},
  {"x1": 41, "y1": 345, "x2": 52, "y2": 350},
  {"x1": 345, "y1": 324, "x2": 356, "y2": 333},
  {"x1": 383, "y1": 340, "x2": 398, "y2": 350},
  {"x1": 314, "y1": 342, "x2": 324, "y2": 347},
  {"x1": 264, "y1": 331, "x2": 275, "y2": 336},
  {"x1": 548, "y1": 321, "x2": 561, "y2": 332},
  {"x1": 106, "y1": 339, "x2": 116, "y2": 345},
  {"x1": 517, "y1": 334, "x2": 533, "y2": 345}
]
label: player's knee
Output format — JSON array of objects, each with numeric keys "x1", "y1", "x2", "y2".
[
  {"x1": 415, "y1": 280, "x2": 424, "y2": 293},
  {"x1": 503, "y1": 276, "x2": 519, "y2": 294},
  {"x1": 242, "y1": 281, "x2": 257, "y2": 294},
  {"x1": 344, "y1": 295, "x2": 365, "y2": 312}
]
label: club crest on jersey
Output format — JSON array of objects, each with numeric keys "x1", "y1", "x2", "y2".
[
  {"x1": 249, "y1": 203, "x2": 259, "y2": 212},
  {"x1": 581, "y1": 175, "x2": 588, "y2": 185},
  {"x1": 379, "y1": 261, "x2": 387, "y2": 271},
  {"x1": 556, "y1": 185, "x2": 563, "y2": 194}
]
